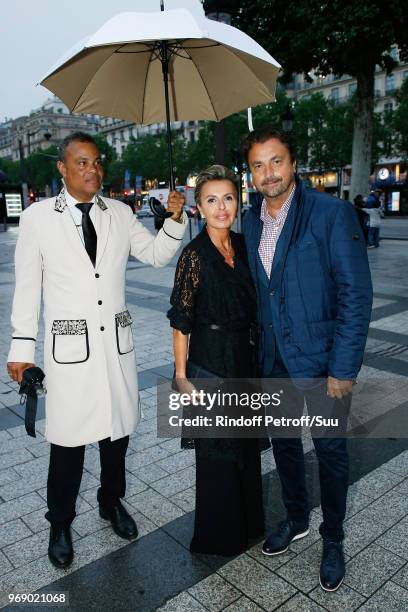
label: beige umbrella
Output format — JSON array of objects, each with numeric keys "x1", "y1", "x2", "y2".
[{"x1": 40, "y1": 2, "x2": 280, "y2": 195}]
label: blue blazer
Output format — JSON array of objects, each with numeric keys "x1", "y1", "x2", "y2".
[{"x1": 243, "y1": 178, "x2": 373, "y2": 379}]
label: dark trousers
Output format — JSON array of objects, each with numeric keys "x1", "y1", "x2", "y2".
[
  {"x1": 192, "y1": 441, "x2": 264, "y2": 556},
  {"x1": 46, "y1": 436, "x2": 129, "y2": 528},
  {"x1": 267, "y1": 352, "x2": 349, "y2": 542},
  {"x1": 368, "y1": 226, "x2": 380, "y2": 247}
]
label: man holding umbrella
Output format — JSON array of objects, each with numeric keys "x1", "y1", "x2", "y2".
[
  {"x1": 25, "y1": 0, "x2": 280, "y2": 569},
  {"x1": 7, "y1": 132, "x2": 186, "y2": 569}
]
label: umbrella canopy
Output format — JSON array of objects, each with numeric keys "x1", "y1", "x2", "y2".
[{"x1": 40, "y1": 7, "x2": 281, "y2": 124}]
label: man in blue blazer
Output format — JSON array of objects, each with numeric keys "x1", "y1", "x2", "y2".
[{"x1": 242, "y1": 127, "x2": 372, "y2": 591}]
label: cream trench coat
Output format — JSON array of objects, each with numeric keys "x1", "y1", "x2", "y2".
[{"x1": 8, "y1": 190, "x2": 187, "y2": 446}]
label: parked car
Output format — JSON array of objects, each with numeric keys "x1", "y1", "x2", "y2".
[{"x1": 136, "y1": 204, "x2": 152, "y2": 218}]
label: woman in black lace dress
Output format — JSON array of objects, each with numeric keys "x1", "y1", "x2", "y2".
[{"x1": 167, "y1": 165, "x2": 265, "y2": 556}]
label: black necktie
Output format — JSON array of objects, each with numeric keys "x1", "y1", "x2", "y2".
[{"x1": 75, "y1": 203, "x2": 97, "y2": 266}]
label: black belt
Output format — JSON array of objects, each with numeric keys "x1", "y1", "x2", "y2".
[
  {"x1": 198, "y1": 322, "x2": 255, "y2": 330},
  {"x1": 197, "y1": 322, "x2": 259, "y2": 346}
]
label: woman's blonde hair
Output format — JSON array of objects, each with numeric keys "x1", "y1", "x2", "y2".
[{"x1": 194, "y1": 165, "x2": 239, "y2": 205}]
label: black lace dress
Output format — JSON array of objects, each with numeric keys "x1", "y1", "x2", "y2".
[{"x1": 167, "y1": 226, "x2": 265, "y2": 556}]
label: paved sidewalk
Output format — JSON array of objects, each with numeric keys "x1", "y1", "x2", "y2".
[
  {"x1": 380, "y1": 217, "x2": 408, "y2": 241},
  {"x1": 0, "y1": 223, "x2": 407, "y2": 611}
]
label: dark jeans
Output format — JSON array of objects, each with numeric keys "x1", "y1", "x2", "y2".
[
  {"x1": 46, "y1": 436, "x2": 129, "y2": 528},
  {"x1": 266, "y1": 353, "x2": 349, "y2": 542},
  {"x1": 368, "y1": 226, "x2": 380, "y2": 247}
]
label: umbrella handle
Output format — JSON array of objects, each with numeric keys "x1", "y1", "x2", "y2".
[{"x1": 149, "y1": 197, "x2": 173, "y2": 219}]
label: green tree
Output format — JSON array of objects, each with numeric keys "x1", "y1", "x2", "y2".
[
  {"x1": 25, "y1": 146, "x2": 60, "y2": 191},
  {"x1": 297, "y1": 94, "x2": 354, "y2": 173},
  {"x1": 93, "y1": 135, "x2": 118, "y2": 187},
  {"x1": 0, "y1": 158, "x2": 20, "y2": 184},
  {"x1": 121, "y1": 134, "x2": 169, "y2": 185},
  {"x1": 172, "y1": 136, "x2": 189, "y2": 184},
  {"x1": 233, "y1": 0, "x2": 408, "y2": 199},
  {"x1": 291, "y1": 94, "x2": 331, "y2": 169},
  {"x1": 182, "y1": 123, "x2": 216, "y2": 174},
  {"x1": 119, "y1": 129, "x2": 215, "y2": 187},
  {"x1": 105, "y1": 158, "x2": 124, "y2": 192},
  {"x1": 223, "y1": 90, "x2": 289, "y2": 166}
]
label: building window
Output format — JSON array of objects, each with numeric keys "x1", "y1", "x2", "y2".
[
  {"x1": 348, "y1": 83, "x2": 357, "y2": 97},
  {"x1": 403, "y1": 70, "x2": 408, "y2": 83},
  {"x1": 189, "y1": 132, "x2": 195, "y2": 143},
  {"x1": 330, "y1": 87, "x2": 339, "y2": 102},
  {"x1": 384, "y1": 102, "x2": 393, "y2": 112},
  {"x1": 385, "y1": 74, "x2": 395, "y2": 94}
]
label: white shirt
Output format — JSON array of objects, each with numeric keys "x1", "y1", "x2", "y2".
[
  {"x1": 65, "y1": 189, "x2": 98, "y2": 243},
  {"x1": 362, "y1": 207, "x2": 381, "y2": 228},
  {"x1": 258, "y1": 184, "x2": 296, "y2": 278}
]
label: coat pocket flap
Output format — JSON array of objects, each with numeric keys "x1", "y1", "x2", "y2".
[
  {"x1": 295, "y1": 239, "x2": 319, "y2": 251},
  {"x1": 115, "y1": 310, "x2": 133, "y2": 328},
  {"x1": 51, "y1": 320, "x2": 87, "y2": 335}
]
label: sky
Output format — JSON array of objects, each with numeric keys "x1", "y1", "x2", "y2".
[{"x1": 0, "y1": 0, "x2": 205, "y2": 122}]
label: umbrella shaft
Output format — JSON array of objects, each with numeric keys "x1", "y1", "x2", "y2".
[{"x1": 161, "y1": 40, "x2": 175, "y2": 191}]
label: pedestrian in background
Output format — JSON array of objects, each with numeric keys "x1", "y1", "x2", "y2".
[
  {"x1": 364, "y1": 194, "x2": 381, "y2": 248},
  {"x1": 366, "y1": 189, "x2": 381, "y2": 208},
  {"x1": 353, "y1": 194, "x2": 369, "y2": 244}
]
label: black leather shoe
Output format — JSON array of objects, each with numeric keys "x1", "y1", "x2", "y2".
[
  {"x1": 99, "y1": 501, "x2": 138, "y2": 540},
  {"x1": 262, "y1": 519, "x2": 309, "y2": 556},
  {"x1": 48, "y1": 526, "x2": 73, "y2": 569},
  {"x1": 319, "y1": 540, "x2": 345, "y2": 592}
]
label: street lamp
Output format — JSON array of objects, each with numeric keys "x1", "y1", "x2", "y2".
[
  {"x1": 203, "y1": 0, "x2": 237, "y2": 23},
  {"x1": 281, "y1": 103, "x2": 295, "y2": 132},
  {"x1": 16, "y1": 136, "x2": 29, "y2": 207},
  {"x1": 27, "y1": 130, "x2": 38, "y2": 155}
]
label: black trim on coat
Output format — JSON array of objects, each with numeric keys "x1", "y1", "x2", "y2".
[
  {"x1": 115, "y1": 314, "x2": 134, "y2": 355},
  {"x1": 162, "y1": 227, "x2": 183, "y2": 241},
  {"x1": 52, "y1": 323, "x2": 90, "y2": 364}
]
